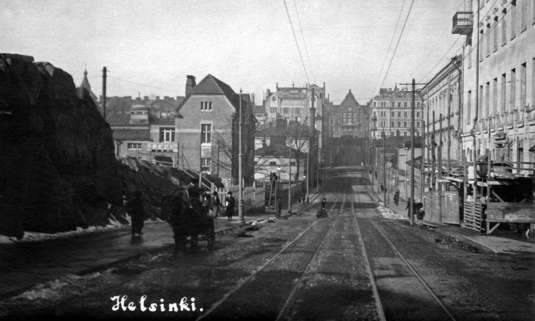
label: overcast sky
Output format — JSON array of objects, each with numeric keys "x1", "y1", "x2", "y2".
[{"x1": 1, "y1": 0, "x2": 467, "y2": 104}]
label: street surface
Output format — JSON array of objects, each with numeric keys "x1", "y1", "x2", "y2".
[{"x1": 0, "y1": 167, "x2": 534, "y2": 321}]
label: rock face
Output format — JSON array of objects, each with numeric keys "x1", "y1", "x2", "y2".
[{"x1": 0, "y1": 54, "x2": 122, "y2": 238}]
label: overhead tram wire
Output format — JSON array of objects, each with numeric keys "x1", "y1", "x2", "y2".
[
  {"x1": 283, "y1": 0, "x2": 310, "y2": 84},
  {"x1": 420, "y1": 36, "x2": 462, "y2": 81},
  {"x1": 375, "y1": 0, "x2": 407, "y2": 92},
  {"x1": 292, "y1": 0, "x2": 314, "y2": 81},
  {"x1": 377, "y1": 0, "x2": 415, "y2": 91}
]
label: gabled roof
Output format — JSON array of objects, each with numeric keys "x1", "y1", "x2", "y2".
[
  {"x1": 178, "y1": 74, "x2": 251, "y2": 114},
  {"x1": 190, "y1": 73, "x2": 236, "y2": 98},
  {"x1": 340, "y1": 90, "x2": 359, "y2": 108}
]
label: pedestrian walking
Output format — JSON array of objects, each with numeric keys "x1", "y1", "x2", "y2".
[
  {"x1": 406, "y1": 197, "x2": 411, "y2": 219},
  {"x1": 394, "y1": 190, "x2": 400, "y2": 206},
  {"x1": 212, "y1": 191, "x2": 222, "y2": 218},
  {"x1": 225, "y1": 191, "x2": 235, "y2": 220},
  {"x1": 127, "y1": 190, "x2": 145, "y2": 238}
]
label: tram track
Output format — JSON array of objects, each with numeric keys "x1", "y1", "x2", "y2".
[
  {"x1": 196, "y1": 195, "x2": 346, "y2": 321},
  {"x1": 355, "y1": 190, "x2": 458, "y2": 321}
]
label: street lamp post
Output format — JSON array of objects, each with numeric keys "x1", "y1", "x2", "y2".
[{"x1": 371, "y1": 115, "x2": 377, "y2": 193}]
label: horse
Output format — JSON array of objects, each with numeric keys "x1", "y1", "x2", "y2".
[
  {"x1": 162, "y1": 185, "x2": 216, "y2": 254},
  {"x1": 161, "y1": 186, "x2": 191, "y2": 254}
]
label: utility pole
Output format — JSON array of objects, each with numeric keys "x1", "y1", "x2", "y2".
[
  {"x1": 308, "y1": 87, "x2": 315, "y2": 200},
  {"x1": 472, "y1": 0, "x2": 481, "y2": 207},
  {"x1": 102, "y1": 66, "x2": 107, "y2": 120},
  {"x1": 410, "y1": 78, "x2": 416, "y2": 226},
  {"x1": 383, "y1": 132, "x2": 386, "y2": 204},
  {"x1": 238, "y1": 89, "x2": 244, "y2": 223},
  {"x1": 288, "y1": 145, "x2": 292, "y2": 214},
  {"x1": 198, "y1": 141, "x2": 202, "y2": 188},
  {"x1": 438, "y1": 113, "x2": 443, "y2": 224}
]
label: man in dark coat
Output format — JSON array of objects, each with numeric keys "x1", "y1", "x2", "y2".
[
  {"x1": 225, "y1": 191, "x2": 235, "y2": 220},
  {"x1": 128, "y1": 190, "x2": 144, "y2": 238}
]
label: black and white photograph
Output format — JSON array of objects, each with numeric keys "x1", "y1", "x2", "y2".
[{"x1": 1, "y1": 0, "x2": 534, "y2": 320}]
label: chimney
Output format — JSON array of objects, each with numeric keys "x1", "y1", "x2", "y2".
[{"x1": 186, "y1": 75, "x2": 196, "y2": 96}]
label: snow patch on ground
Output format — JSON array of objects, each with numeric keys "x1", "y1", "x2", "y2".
[
  {"x1": 13, "y1": 272, "x2": 102, "y2": 301},
  {"x1": 0, "y1": 217, "x2": 165, "y2": 244},
  {"x1": 377, "y1": 202, "x2": 407, "y2": 220}
]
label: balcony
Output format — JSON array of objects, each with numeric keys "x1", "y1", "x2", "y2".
[{"x1": 452, "y1": 11, "x2": 474, "y2": 35}]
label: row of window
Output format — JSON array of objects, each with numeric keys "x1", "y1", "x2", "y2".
[
  {"x1": 373, "y1": 101, "x2": 421, "y2": 108},
  {"x1": 376, "y1": 131, "x2": 420, "y2": 137},
  {"x1": 469, "y1": 0, "x2": 534, "y2": 67},
  {"x1": 374, "y1": 111, "x2": 421, "y2": 118},
  {"x1": 200, "y1": 101, "x2": 212, "y2": 111},
  {"x1": 466, "y1": 58, "x2": 535, "y2": 123}
]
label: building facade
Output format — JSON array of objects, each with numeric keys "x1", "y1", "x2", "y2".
[
  {"x1": 326, "y1": 90, "x2": 370, "y2": 138},
  {"x1": 369, "y1": 86, "x2": 424, "y2": 139},
  {"x1": 175, "y1": 74, "x2": 255, "y2": 187},
  {"x1": 421, "y1": 55, "x2": 463, "y2": 171},
  {"x1": 264, "y1": 83, "x2": 324, "y2": 125},
  {"x1": 458, "y1": 0, "x2": 535, "y2": 173}
]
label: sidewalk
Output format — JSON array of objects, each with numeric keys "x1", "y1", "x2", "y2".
[
  {"x1": 0, "y1": 195, "x2": 318, "y2": 300},
  {"x1": 369, "y1": 174, "x2": 535, "y2": 255}
]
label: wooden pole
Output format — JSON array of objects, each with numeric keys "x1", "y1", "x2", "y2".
[
  {"x1": 438, "y1": 113, "x2": 443, "y2": 224},
  {"x1": 102, "y1": 66, "x2": 107, "y2": 120},
  {"x1": 288, "y1": 145, "x2": 292, "y2": 213},
  {"x1": 238, "y1": 89, "x2": 244, "y2": 223},
  {"x1": 410, "y1": 78, "x2": 415, "y2": 226}
]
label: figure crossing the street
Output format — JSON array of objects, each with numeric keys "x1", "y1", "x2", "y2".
[
  {"x1": 225, "y1": 191, "x2": 235, "y2": 221},
  {"x1": 127, "y1": 190, "x2": 145, "y2": 239}
]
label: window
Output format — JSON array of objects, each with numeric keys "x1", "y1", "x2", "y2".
[
  {"x1": 404, "y1": 122, "x2": 407, "y2": 128},
  {"x1": 493, "y1": 78, "x2": 498, "y2": 115},
  {"x1": 290, "y1": 161, "x2": 296, "y2": 166},
  {"x1": 501, "y1": 11, "x2": 507, "y2": 46},
  {"x1": 479, "y1": 85, "x2": 484, "y2": 119},
  {"x1": 511, "y1": 3, "x2": 517, "y2": 40},
  {"x1": 127, "y1": 143, "x2": 142, "y2": 150},
  {"x1": 200, "y1": 123, "x2": 212, "y2": 144},
  {"x1": 200, "y1": 101, "x2": 212, "y2": 111},
  {"x1": 159, "y1": 127, "x2": 175, "y2": 142},
  {"x1": 485, "y1": 82, "x2": 490, "y2": 118},
  {"x1": 398, "y1": 121, "x2": 401, "y2": 127},
  {"x1": 404, "y1": 112, "x2": 407, "y2": 118},
  {"x1": 416, "y1": 111, "x2": 420, "y2": 118},
  {"x1": 486, "y1": 28, "x2": 490, "y2": 57},
  {"x1": 391, "y1": 111, "x2": 395, "y2": 117},
  {"x1": 200, "y1": 158, "x2": 211, "y2": 171},
  {"x1": 269, "y1": 161, "x2": 277, "y2": 166},
  {"x1": 510, "y1": 68, "x2": 516, "y2": 111},
  {"x1": 520, "y1": 0, "x2": 527, "y2": 31},
  {"x1": 467, "y1": 90, "x2": 472, "y2": 124},
  {"x1": 501, "y1": 73, "x2": 507, "y2": 114},
  {"x1": 520, "y1": 63, "x2": 527, "y2": 108},
  {"x1": 493, "y1": 21, "x2": 498, "y2": 52},
  {"x1": 404, "y1": 102, "x2": 407, "y2": 107},
  {"x1": 270, "y1": 108, "x2": 277, "y2": 113},
  {"x1": 479, "y1": 31, "x2": 484, "y2": 61},
  {"x1": 391, "y1": 121, "x2": 395, "y2": 127}
]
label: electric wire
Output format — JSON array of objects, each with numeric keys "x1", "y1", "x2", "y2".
[
  {"x1": 283, "y1": 0, "x2": 311, "y2": 84},
  {"x1": 377, "y1": 0, "x2": 415, "y2": 90}
]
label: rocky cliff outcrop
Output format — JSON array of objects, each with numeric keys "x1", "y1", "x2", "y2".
[{"x1": 0, "y1": 54, "x2": 122, "y2": 238}]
